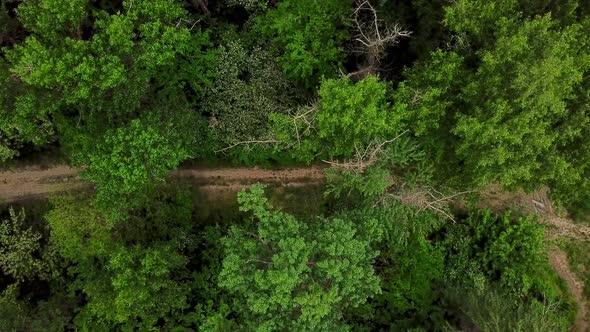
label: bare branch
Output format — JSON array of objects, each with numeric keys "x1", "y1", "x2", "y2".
[
  {"x1": 215, "y1": 140, "x2": 278, "y2": 153},
  {"x1": 383, "y1": 186, "x2": 474, "y2": 222},
  {"x1": 350, "y1": 0, "x2": 411, "y2": 78},
  {"x1": 322, "y1": 130, "x2": 410, "y2": 171}
]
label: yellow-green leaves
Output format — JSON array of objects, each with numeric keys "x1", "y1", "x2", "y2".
[
  {"x1": 318, "y1": 76, "x2": 401, "y2": 158},
  {"x1": 454, "y1": 16, "x2": 589, "y2": 188},
  {"x1": 17, "y1": 0, "x2": 88, "y2": 40},
  {"x1": 83, "y1": 118, "x2": 190, "y2": 218}
]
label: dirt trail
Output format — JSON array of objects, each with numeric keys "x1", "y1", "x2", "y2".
[
  {"x1": 0, "y1": 165, "x2": 325, "y2": 203},
  {"x1": 476, "y1": 184, "x2": 590, "y2": 241},
  {"x1": 0, "y1": 166, "x2": 84, "y2": 202},
  {"x1": 549, "y1": 249, "x2": 589, "y2": 332}
]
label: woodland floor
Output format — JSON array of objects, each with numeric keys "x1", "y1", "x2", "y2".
[{"x1": 0, "y1": 164, "x2": 588, "y2": 330}]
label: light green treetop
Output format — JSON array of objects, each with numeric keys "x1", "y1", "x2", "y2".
[{"x1": 218, "y1": 184, "x2": 382, "y2": 331}]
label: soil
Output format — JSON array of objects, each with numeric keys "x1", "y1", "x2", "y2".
[
  {"x1": 475, "y1": 184, "x2": 590, "y2": 242},
  {"x1": 0, "y1": 165, "x2": 325, "y2": 203},
  {"x1": 0, "y1": 165, "x2": 84, "y2": 202}
]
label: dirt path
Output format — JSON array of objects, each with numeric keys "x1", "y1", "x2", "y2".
[
  {"x1": 0, "y1": 165, "x2": 325, "y2": 203},
  {"x1": 549, "y1": 249, "x2": 589, "y2": 332},
  {"x1": 475, "y1": 184, "x2": 590, "y2": 242},
  {"x1": 0, "y1": 166, "x2": 84, "y2": 202}
]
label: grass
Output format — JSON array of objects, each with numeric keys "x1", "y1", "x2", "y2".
[{"x1": 563, "y1": 239, "x2": 590, "y2": 300}]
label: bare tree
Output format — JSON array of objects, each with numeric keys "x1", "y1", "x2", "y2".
[{"x1": 349, "y1": 0, "x2": 411, "y2": 79}]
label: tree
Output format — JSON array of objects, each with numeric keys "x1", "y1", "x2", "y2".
[
  {"x1": 203, "y1": 31, "x2": 292, "y2": 161},
  {"x1": 0, "y1": 58, "x2": 58, "y2": 161},
  {"x1": 254, "y1": 0, "x2": 352, "y2": 87},
  {"x1": 218, "y1": 185, "x2": 382, "y2": 330},
  {"x1": 442, "y1": 210, "x2": 548, "y2": 298},
  {"x1": 46, "y1": 188, "x2": 196, "y2": 330},
  {"x1": 3, "y1": 0, "x2": 214, "y2": 191},
  {"x1": 0, "y1": 206, "x2": 73, "y2": 332},
  {"x1": 317, "y1": 75, "x2": 403, "y2": 158},
  {"x1": 393, "y1": 2, "x2": 590, "y2": 198},
  {"x1": 45, "y1": 195, "x2": 112, "y2": 263},
  {"x1": 0, "y1": 207, "x2": 57, "y2": 282},
  {"x1": 344, "y1": 203, "x2": 446, "y2": 331},
  {"x1": 453, "y1": 15, "x2": 590, "y2": 189},
  {"x1": 81, "y1": 117, "x2": 190, "y2": 219}
]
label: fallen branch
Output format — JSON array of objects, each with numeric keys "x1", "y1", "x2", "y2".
[
  {"x1": 393, "y1": 187, "x2": 474, "y2": 222},
  {"x1": 322, "y1": 130, "x2": 409, "y2": 171},
  {"x1": 215, "y1": 139, "x2": 278, "y2": 153}
]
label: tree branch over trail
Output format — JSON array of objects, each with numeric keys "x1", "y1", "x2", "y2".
[{"x1": 322, "y1": 130, "x2": 409, "y2": 171}]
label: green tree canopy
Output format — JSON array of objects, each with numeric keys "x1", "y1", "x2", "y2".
[
  {"x1": 218, "y1": 185, "x2": 382, "y2": 331},
  {"x1": 317, "y1": 76, "x2": 403, "y2": 158},
  {"x1": 254, "y1": 0, "x2": 351, "y2": 88}
]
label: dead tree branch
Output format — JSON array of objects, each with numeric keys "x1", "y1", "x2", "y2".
[
  {"x1": 322, "y1": 130, "x2": 409, "y2": 172},
  {"x1": 290, "y1": 104, "x2": 318, "y2": 148},
  {"x1": 215, "y1": 140, "x2": 279, "y2": 153},
  {"x1": 349, "y1": 0, "x2": 411, "y2": 79},
  {"x1": 387, "y1": 187, "x2": 474, "y2": 222}
]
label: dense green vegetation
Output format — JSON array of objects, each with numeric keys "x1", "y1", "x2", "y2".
[{"x1": 1, "y1": 0, "x2": 589, "y2": 330}]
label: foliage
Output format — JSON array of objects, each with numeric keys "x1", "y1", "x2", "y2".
[
  {"x1": 317, "y1": 76, "x2": 403, "y2": 157},
  {"x1": 218, "y1": 185, "x2": 382, "y2": 330},
  {"x1": 203, "y1": 32, "x2": 292, "y2": 155},
  {"x1": 340, "y1": 202, "x2": 446, "y2": 330},
  {"x1": 324, "y1": 135, "x2": 433, "y2": 204},
  {"x1": 0, "y1": 58, "x2": 57, "y2": 161},
  {"x1": 76, "y1": 244, "x2": 189, "y2": 330},
  {"x1": 0, "y1": 207, "x2": 57, "y2": 282},
  {"x1": 371, "y1": 235, "x2": 444, "y2": 330},
  {"x1": 0, "y1": 205, "x2": 73, "y2": 332},
  {"x1": 254, "y1": 0, "x2": 351, "y2": 87},
  {"x1": 0, "y1": 284, "x2": 73, "y2": 332},
  {"x1": 393, "y1": 50, "x2": 464, "y2": 136},
  {"x1": 442, "y1": 210, "x2": 549, "y2": 299},
  {"x1": 2, "y1": 0, "x2": 214, "y2": 196},
  {"x1": 1, "y1": 1, "x2": 588, "y2": 331},
  {"x1": 44, "y1": 188, "x2": 196, "y2": 331},
  {"x1": 45, "y1": 195, "x2": 112, "y2": 262},
  {"x1": 325, "y1": 166, "x2": 392, "y2": 202},
  {"x1": 453, "y1": 15, "x2": 590, "y2": 189},
  {"x1": 393, "y1": 1, "x2": 590, "y2": 201},
  {"x1": 225, "y1": 0, "x2": 267, "y2": 12},
  {"x1": 81, "y1": 117, "x2": 190, "y2": 219},
  {"x1": 445, "y1": 285, "x2": 571, "y2": 332}
]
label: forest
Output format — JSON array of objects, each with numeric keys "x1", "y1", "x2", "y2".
[{"x1": 0, "y1": 0, "x2": 590, "y2": 331}]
